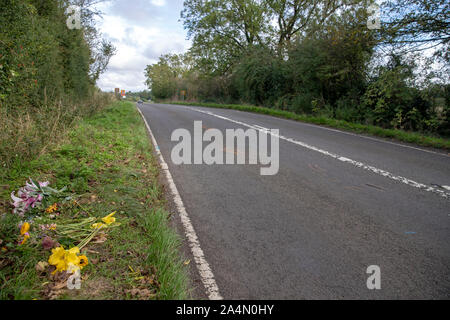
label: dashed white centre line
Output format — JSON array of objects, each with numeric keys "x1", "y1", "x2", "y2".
[{"x1": 190, "y1": 108, "x2": 450, "y2": 200}]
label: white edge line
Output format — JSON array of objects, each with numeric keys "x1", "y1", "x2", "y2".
[
  {"x1": 190, "y1": 108, "x2": 450, "y2": 200},
  {"x1": 136, "y1": 106, "x2": 223, "y2": 300}
]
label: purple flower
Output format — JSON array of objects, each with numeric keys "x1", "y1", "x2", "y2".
[
  {"x1": 10, "y1": 179, "x2": 64, "y2": 216},
  {"x1": 10, "y1": 179, "x2": 45, "y2": 216},
  {"x1": 41, "y1": 236, "x2": 56, "y2": 250}
]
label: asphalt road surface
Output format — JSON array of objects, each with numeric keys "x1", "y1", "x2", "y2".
[{"x1": 138, "y1": 102, "x2": 449, "y2": 299}]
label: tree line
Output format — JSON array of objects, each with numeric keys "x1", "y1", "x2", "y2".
[
  {"x1": 145, "y1": 0, "x2": 449, "y2": 136},
  {"x1": 124, "y1": 90, "x2": 153, "y2": 101}
]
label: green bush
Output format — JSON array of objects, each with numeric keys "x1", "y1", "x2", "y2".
[
  {"x1": 232, "y1": 47, "x2": 289, "y2": 107},
  {"x1": 0, "y1": 0, "x2": 115, "y2": 171}
]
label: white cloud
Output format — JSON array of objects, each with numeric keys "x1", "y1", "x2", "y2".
[
  {"x1": 94, "y1": 0, "x2": 190, "y2": 92},
  {"x1": 151, "y1": 0, "x2": 167, "y2": 7}
]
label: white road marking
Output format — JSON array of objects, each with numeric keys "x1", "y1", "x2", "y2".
[
  {"x1": 190, "y1": 108, "x2": 450, "y2": 200},
  {"x1": 264, "y1": 114, "x2": 449, "y2": 157},
  {"x1": 137, "y1": 106, "x2": 223, "y2": 300},
  {"x1": 181, "y1": 104, "x2": 449, "y2": 158}
]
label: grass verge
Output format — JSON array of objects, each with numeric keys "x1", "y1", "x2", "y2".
[
  {"x1": 165, "y1": 101, "x2": 450, "y2": 151},
  {"x1": 0, "y1": 101, "x2": 189, "y2": 299}
]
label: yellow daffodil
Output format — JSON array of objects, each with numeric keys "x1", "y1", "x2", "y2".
[
  {"x1": 45, "y1": 203, "x2": 58, "y2": 214},
  {"x1": 20, "y1": 233, "x2": 30, "y2": 245},
  {"x1": 48, "y1": 246, "x2": 87, "y2": 274},
  {"x1": 66, "y1": 248, "x2": 81, "y2": 272},
  {"x1": 91, "y1": 222, "x2": 106, "y2": 229},
  {"x1": 67, "y1": 246, "x2": 80, "y2": 255},
  {"x1": 101, "y1": 211, "x2": 116, "y2": 225},
  {"x1": 20, "y1": 222, "x2": 30, "y2": 235},
  {"x1": 48, "y1": 246, "x2": 67, "y2": 274},
  {"x1": 78, "y1": 255, "x2": 89, "y2": 268}
]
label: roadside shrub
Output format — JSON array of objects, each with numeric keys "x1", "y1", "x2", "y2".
[
  {"x1": 0, "y1": 0, "x2": 115, "y2": 171},
  {"x1": 232, "y1": 48, "x2": 288, "y2": 107}
]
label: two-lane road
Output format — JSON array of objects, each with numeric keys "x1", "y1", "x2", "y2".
[{"x1": 138, "y1": 102, "x2": 449, "y2": 299}]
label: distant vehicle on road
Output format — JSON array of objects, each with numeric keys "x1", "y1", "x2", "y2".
[{"x1": 138, "y1": 100, "x2": 143, "y2": 105}]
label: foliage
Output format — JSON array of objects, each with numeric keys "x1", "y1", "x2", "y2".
[
  {"x1": 0, "y1": 0, "x2": 116, "y2": 169},
  {"x1": 363, "y1": 54, "x2": 441, "y2": 131},
  {"x1": 380, "y1": 0, "x2": 449, "y2": 56},
  {"x1": 181, "y1": 0, "x2": 270, "y2": 74},
  {"x1": 125, "y1": 90, "x2": 153, "y2": 102},
  {"x1": 232, "y1": 47, "x2": 288, "y2": 106},
  {"x1": 144, "y1": 55, "x2": 180, "y2": 99},
  {"x1": 144, "y1": 0, "x2": 449, "y2": 138}
]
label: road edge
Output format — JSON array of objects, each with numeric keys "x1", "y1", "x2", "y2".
[{"x1": 136, "y1": 104, "x2": 223, "y2": 300}]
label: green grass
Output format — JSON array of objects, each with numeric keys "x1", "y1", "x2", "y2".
[
  {"x1": 0, "y1": 101, "x2": 190, "y2": 300},
  {"x1": 165, "y1": 101, "x2": 450, "y2": 151}
]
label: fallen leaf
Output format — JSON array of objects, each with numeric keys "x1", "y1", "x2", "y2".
[
  {"x1": 35, "y1": 261, "x2": 49, "y2": 273},
  {"x1": 52, "y1": 281, "x2": 67, "y2": 290},
  {"x1": 92, "y1": 238, "x2": 107, "y2": 244},
  {"x1": 125, "y1": 288, "x2": 156, "y2": 299}
]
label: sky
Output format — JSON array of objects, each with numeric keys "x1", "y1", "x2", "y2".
[
  {"x1": 94, "y1": 0, "x2": 191, "y2": 92},
  {"x1": 91, "y1": 1, "x2": 447, "y2": 92}
]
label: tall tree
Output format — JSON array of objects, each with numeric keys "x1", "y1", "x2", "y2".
[
  {"x1": 181, "y1": 0, "x2": 269, "y2": 74},
  {"x1": 266, "y1": 0, "x2": 353, "y2": 53},
  {"x1": 181, "y1": 0, "x2": 372, "y2": 72},
  {"x1": 380, "y1": 0, "x2": 449, "y2": 60}
]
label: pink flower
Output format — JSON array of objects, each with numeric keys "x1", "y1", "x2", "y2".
[
  {"x1": 38, "y1": 181, "x2": 49, "y2": 187},
  {"x1": 10, "y1": 179, "x2": 64, "y2": 216},
  {"x1": 11, "y1": 192, "x2": 26, "y2": 216},
  {"x1": 10, "y1": 179, "x2": 44, "y2": 215}
]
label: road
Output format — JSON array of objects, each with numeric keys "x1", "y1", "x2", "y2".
[{"x1": 138, "y1": 102, "x2": 449, "y2": 299}]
